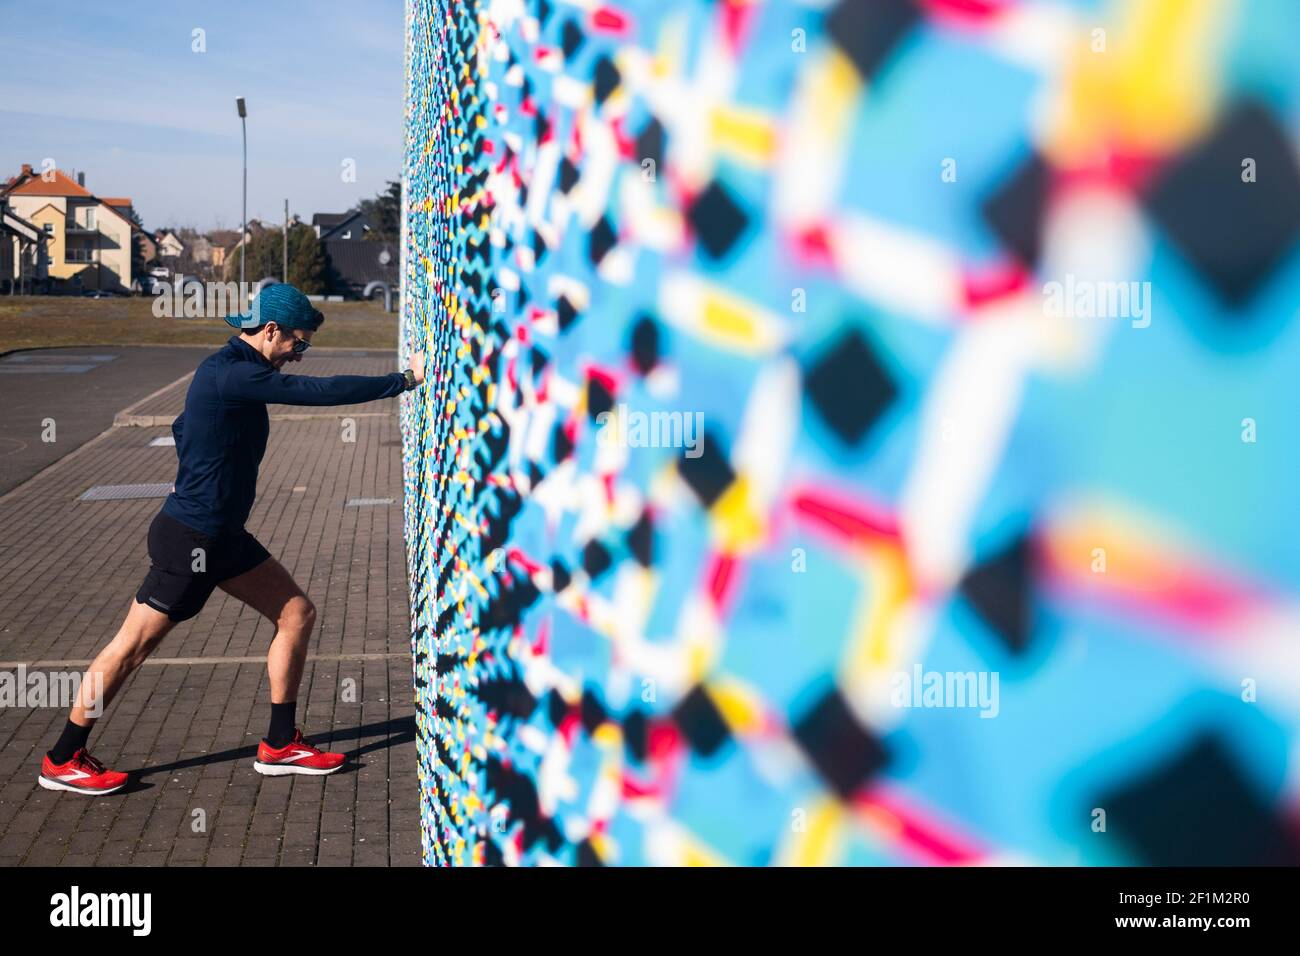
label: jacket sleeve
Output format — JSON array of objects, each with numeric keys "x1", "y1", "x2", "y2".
[{"x1": 220, "y1": 362, "x2": 407, "y2": 406}]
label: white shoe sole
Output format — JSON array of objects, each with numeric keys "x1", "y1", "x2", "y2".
[
  {"x1": 253, "y1": 760, "x2": 343, "y2": 777},
  {"x1": 38, "y1": 775, "x2": 125, "y2": 796}
]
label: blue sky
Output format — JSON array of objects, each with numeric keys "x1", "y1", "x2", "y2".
[{"x1": 0, "y1": 1, "x2": 404, "y2": 231}]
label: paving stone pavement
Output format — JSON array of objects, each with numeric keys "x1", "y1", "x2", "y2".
[
  {"x1": 0, "y1": 346, "x2": 214, "y2": 494},
  {"x1": 0, "y1": 353, "x2": 421, "y2": 866}
]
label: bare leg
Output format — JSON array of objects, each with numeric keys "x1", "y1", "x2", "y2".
[
  {"x1": 69, "y1": 599, "x2": 176, "y2": 727},
  {"x1": 217, "y1": 557, "x2": 316, "y2": 703}
]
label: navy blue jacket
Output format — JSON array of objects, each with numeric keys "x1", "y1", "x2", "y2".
[{"x1": 162, "y1": 336, "x2": 406, "y2": 535}]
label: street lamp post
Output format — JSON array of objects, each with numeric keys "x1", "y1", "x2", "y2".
[{"x1": 236, "y1": 96, "x2": 247, "y2": 288}]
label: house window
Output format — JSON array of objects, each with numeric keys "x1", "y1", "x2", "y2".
[
  {"x1": 43, "y1": 223, "x2": 54, "y2": 235},
  {"x1": 85, "y1": 208, "x2": 96, "y2": 229},
  {"x1": 341, "y1": 230, "x2": 351, "y2": 239}
]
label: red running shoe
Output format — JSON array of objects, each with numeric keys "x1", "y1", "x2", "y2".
[
  {"x1": 39, "y1": 748, "x2": 128, "y2": 796},
  {"x1": 254, "y1": 729, "x2": 345, "y2": 776}
]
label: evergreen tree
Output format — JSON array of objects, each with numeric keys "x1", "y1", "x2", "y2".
[
  {"x1": 242, "y1": 223, "x2": 327, "y2": 293},
  {"x1": 359, "y1": 179, "x2": 401, "y2": 241}
]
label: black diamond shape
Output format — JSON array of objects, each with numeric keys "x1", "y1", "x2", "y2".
[
  {"x1": 546, "y1": 689, "x2": 568, "y2": 725},
  {"x1": 586, "y1": 375, "x2": 614, "y2": 420},
  {"x1": 552, "y1": 422, "x2": 574, "y2": 462},
  {"x1": 629, "y1": 312, "x2": 661, "y2": 374},
  {"x1": 626, "y1": 509, "x2": 654, "y2": 567},
  {"x1": 580, "y1": 686, "x2": 608, "y2": 733},
  {"x1": 687, "y1": 180, "x2": 750, "y2": 260},
  {"x1": 622, "y1": 709, "x2": 648, "y2": 763},
  {"x1": 529, "y1": 346, "x2": 548, "y2": 377},
  {"x1": 581, "y1": 538, "x2": 613, "y2": 580},
  {"x1": 804, "y1": 327, "x2": 897, "y2": 446},
  {"x1": 576, "y1": 838, "x2": 604, "y2": 866},
  {"x1": 558, "y1": 156, "x2": 580, "y2": 194},
  {"x1": 475, "y1": 668, "x2": 538, "y2": 720},
  {"x1": 1144, "y1": 100, "x2": 1300, "y2": 306},
  {"x1": 981, "y1": 152, "x2": 1050, "y2": 268},
  {"x1": 588, "y1": 215, "x2": 617, "y2": 264},
  {"x1": 635, "y1": 116, "x2": 665, "y2": 168},
  {"x1": 959, "y1": 533, "x2": 1033, "y2": 654},
  {"x1": 1095, "y1": 731, "x2": 1300, "y2": 865},
  {"x1": 593, "y1": 56, "x2": 620, "y2": 106},
  {"x1": 671, "y1": 684, "x2": 731, "y2": 757},
  {"x1": 677, "y1": 430, "x2": 735, "y2": 508},
  {"x1": 556, "y1": 293, "x2": 580, "y2": 331},
  {"x1": 825, "y1": 0, "x2": 920, "y2": 81},
  {"x1": 560, "y1": 18, "x2": 584, "y2": 59},
  {"x1": 792, "y1": 686, "x2": 888, "y2": 799}
]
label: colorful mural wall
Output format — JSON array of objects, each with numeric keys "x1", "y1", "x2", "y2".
[{"x1": 400, "y1": 0, "x2": 1300, "y2": 866}]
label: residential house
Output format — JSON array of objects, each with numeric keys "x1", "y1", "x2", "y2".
[
  {"x1": 313, "y1": 209, "x2": 373, "y2": 241},
  {"x1": 1, "y1": 197, "x2": 49, "y2": 294},
  {"x1": 323, "y1": 239, "x2": 397, "y2": 298},
  {"x1": 208, "y1": 229, "x2": 241, "y2": 272},
  {"x1": 184, "y1": 232, "x2": 213, "y2": 267},
  {"x1": 135, "y1": 229, "x2": 158, "y2": 267},
  {"x1": 156, "y1": 229, "x2": 185, "y2": 259},
  {"x1": 311, "y1": 208, "x2": 395, "y2": 297},
  {"x1": 0, "y1": 165, "x2": 134, "y2": 292},
  {"x1": 101, "y1": 197, "x2": 134, "y2": 223}
]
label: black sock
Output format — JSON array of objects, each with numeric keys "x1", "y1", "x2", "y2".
[
  {"x1": 49, "y1": 719, "x2": 92, "y2": 765},
  {"x1": 267, "y1": 701, "x2": 297, "y2": 748}
]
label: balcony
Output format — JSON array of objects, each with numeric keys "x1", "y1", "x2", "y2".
[
  {"x1": 64, "y1": 219, "x2": 97, "y2": 235},
  {"x1": 65, "y1": 247, "x2": 97, "y2": 263}
]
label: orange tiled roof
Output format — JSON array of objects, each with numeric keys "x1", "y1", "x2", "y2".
[
  {"x1": 101, "y1": 197, "x2": 132, "y2": 206},
  {"x1": 7, "y1": 169, "x2": 93, "y2": 198}
]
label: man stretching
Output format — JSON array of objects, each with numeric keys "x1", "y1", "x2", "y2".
[{"x1": 39, "y1": 284, "x2": 424, "y2": 795}]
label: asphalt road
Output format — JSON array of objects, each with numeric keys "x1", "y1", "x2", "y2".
[{"x1": 0, "y1": 345, "x2": 213, "y2": 495}]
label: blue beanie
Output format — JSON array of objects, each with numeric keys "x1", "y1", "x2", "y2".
[{"x1": 224, "y1": 283, "x2": 324, "y2": 331}]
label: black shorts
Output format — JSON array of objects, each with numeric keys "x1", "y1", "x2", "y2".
[{"x1": 135, "y1": 511, "x2": 271, "y2": 622}]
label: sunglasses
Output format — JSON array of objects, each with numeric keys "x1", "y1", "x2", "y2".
[{"x1": 290, "y1": 336, "x2": 312, "y2": 354}]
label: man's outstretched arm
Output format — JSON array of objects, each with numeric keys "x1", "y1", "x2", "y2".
[{"x1": 220, "y1": 353, "x2": 425, "y2": 406}]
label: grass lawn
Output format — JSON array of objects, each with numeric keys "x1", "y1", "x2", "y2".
[{"x1": 0, "y1": 296, "x2": 400, "y2": 354}]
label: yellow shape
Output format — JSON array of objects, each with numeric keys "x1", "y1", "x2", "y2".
[
  {"x1": 779, "y1": 798, "x2": 846, "y2": 867},
  {"x1": 680, "y1": 834, "x2": 729, "y2": 867},
  {"x1": 696, "y1": 289, "x2": 784, "y2": 354},
  {"x1": 806, "y1": 48, "x2": 862, "y2": 140},
  {"x1": 711, "y1": 106, "x2": 777, "y2": 166},
  {"x1": 707, "y1": 679, "x2": 763, "y2": 734},
  {"x1": 1047, "y1": 0, "x2": 1231, "y2": 161},
  {"x1": 708, "y1": 476, "x2": 765, "y2": 553},
  {"x1": 843, "y1": 543, "x2": 913, "y2": 681}
]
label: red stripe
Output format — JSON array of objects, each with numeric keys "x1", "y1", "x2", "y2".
[
  {"x1": 788, "y1": 224, "x2": 837, "y2": 268},
  {"x1": 591, "y1": 7, "x2": 632, "y2": 36},
  {"x1": 962, "y1": 258, "x2": 1029, "y2": 309},
  {"x1": 919, "y1": 0, "x2": 1009, "y2": 27},
  {"x1": 855, "y1": 785, "x2": 986, "y2": 865},
  {"x1": 706, "y1": 553, "x2": 744, "y2": 614},
  {"x1": 791, "y1": 488, "x2": 901, "y2": 546}
]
